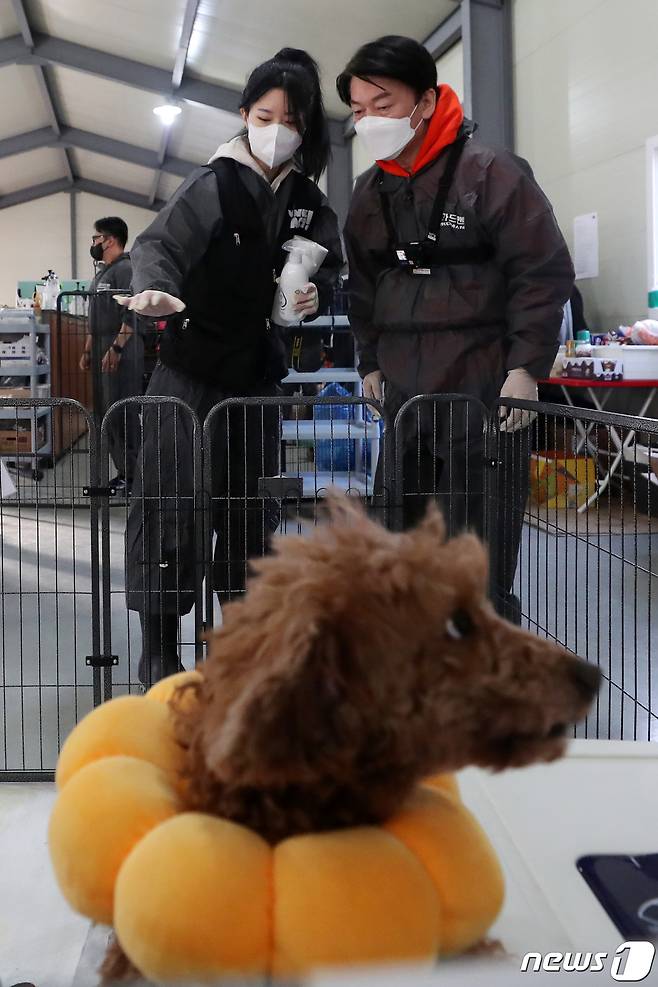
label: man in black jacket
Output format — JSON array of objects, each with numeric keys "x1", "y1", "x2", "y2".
[
  {"x1": 338, "y1": 37, "x2": 575, "y2": 621},
  {"x1": 80, "y1": 216, "x2": 144, "y2": 493}
]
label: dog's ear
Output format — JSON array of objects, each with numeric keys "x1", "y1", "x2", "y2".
[
  {"x1": 202, "y1": 620, "x2": 355, "y2": 788},
  {"x1": 415, "y1": 501, "x2": 447, "y2": 544}
]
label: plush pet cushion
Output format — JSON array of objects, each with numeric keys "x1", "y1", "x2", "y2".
[
  {"x1": 114, "y1": 813, "x2": 271, "y2": 981},
  {"x1": 145, "y1": 669, "x2": 203, "y2": 709},
  {"x1": 385, "y1": 786, "x2": 504, "y2": 954},
  {"x1": 55, "y1": 695, "x2": 184, "y2": 790},
  {"x1": 49, "y1": 755, "x2": 179, "y2": 924},
  {"x1": 50, "y1": 677, "x2": 505, "y2": 977}
]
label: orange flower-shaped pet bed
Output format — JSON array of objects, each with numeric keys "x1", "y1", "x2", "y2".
[{"x1": 49, "y1": 670, "x2": 504, "y2": 982}]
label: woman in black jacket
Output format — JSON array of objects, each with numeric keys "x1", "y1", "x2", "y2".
[{"x1": 119, "y1": 49, "x2": 343, "y2": 687}]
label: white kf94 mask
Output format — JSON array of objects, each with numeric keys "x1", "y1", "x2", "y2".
[
  {"x1": 248, "y1": 122, "x2": 302, "y2": 169},
  {"x1": 354, "y1": 103, "x2": 422, "y2": 162}
]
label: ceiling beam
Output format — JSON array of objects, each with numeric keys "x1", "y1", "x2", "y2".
[
  {"x1": 9, "y1": 0, "x2": 34, "y2": 47},
  {"x1": 423, "y1": 6, "x2": 462, "y2": 60},
  {"x1": 0, "y1": 127, "x2": 196, "y2": 179},
  {"x1": 0, "y1": 127, "x2": 55, "y2": 158},
  {"x1": 0, "y1": 177, "x2": 72, "y2": 210},
  {"x1": 73, "y1": 177, "x2": 166, "y2": 212},
  {"x1": 149, "y1": 0, "x2": 201, "y2": 206},
  {"x1": 0, "y1": 176, "x2": 166, "y2": 211},
  {"x1": 172, "y1": 0, "x2": 200, "y2": 91},
  {"x1": 0, "y1": 34, "x2": 39, "y2": 66},
  {"x1": 8, "y1": 2, "x2": 74, "y2": 185},
  {"x1": 0, "y1": 32, "x2": 347, "y2": 146}
]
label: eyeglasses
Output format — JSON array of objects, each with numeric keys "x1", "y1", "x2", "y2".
[{"x1": 91, "y1": 234, "x2": 106, "y2": 243}]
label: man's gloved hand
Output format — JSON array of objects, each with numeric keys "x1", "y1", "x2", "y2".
[
  {"x1": 498, "y1": 368, "x2": 538, "y2": 432},
  {"x1": 114, "y1": 291, "x2": 185, "y2": 317},
  {"x1": 363, "y1": 370, "x2": 383, "y2": 403},
  {"x1": 292, "y1": 283, "x2": 319, "y2": 318},
  {"x1": 362, "y1": 370, "x2": 385, "y2": 420}
]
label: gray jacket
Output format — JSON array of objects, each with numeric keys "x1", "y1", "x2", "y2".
[{"x1": 344, "y1": 124, "x2": 575, "y2": 403}]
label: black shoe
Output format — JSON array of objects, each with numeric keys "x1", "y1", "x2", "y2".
[
  {"x1": 138, "y1": 655, "x2": 185, "y2": 689},
  {"x1": 109, "y1": 474, "x2": 126, "y2": 491},
  {"x1": 494, "y1": 592, "x2": 522, "y2": 626}
]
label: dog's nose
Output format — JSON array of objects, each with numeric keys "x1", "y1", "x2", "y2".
[{"x1": 569, "y1": 657, "x2": 601, "y2": 700}]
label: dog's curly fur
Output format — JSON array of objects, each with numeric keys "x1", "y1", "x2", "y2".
[{"x1": 103, "y1": 497, "x2": 599, "y2": 979}]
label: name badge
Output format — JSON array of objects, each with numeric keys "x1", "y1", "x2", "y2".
[{"x1": 412, "y1": 268, "x2": 432, "y2": 276}]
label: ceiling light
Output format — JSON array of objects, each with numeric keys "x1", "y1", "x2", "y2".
[{"x1": 153, "y1": 103, "x2": 182, "y2": 125}]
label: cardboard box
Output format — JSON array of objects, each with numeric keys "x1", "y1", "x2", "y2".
[
  {"x1": 0, "y1": 384, "x2": 49, "y2": 399},
  {"x1": 561, "y1": 357, "x2": 623, "y2": 381},
  {"x1": 530, "y1": 452, "x2": 597, "y2": 509},
  {"x1": 0, "y1": 424, "x2": 46, "y2": 454}
]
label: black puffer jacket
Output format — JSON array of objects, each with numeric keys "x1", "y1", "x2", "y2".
[{"x1": 344, "y1": 121, "x2": 575, "y2": 405}]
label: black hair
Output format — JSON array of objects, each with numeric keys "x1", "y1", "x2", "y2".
[
  {"x1": 94, "y1": 216, "x2": 128, "y2": 248},
  {"x1": 336, "y1": 35, "x2": 437, "y2": 106},
  {"x1": 240, "y1": 48, "x2": 330, "y2": 183}
]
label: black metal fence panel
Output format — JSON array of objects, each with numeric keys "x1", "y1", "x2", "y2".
[
  {"x1": 1, "y1": 391, "x2": 657, "y2": 776},
  {"x1": 491, "y1": 397, "x2": 658, "y2": 742},
  {"x1": 0, "y1": 398, "x2": 101, "y2": 780}
]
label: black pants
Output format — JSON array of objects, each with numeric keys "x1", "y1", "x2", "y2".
[
  {"x1": 99, "y1": 335, "x2": 144, "y2": 484},
  {"x1": 377, "y1": 417, "x2": 530, "y2": 622},
  {"x1": 125, "y1": 363, "x2": 280, "y2": 618}
]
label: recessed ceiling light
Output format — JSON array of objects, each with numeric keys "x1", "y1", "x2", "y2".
[{"x1": 153, "y1": 104, "x2": 182, "y2": 125}]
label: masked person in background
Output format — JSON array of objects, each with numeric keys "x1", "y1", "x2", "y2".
[
  {"x1": 80, "y1": 217, "x2": 144, "y2": 494},
  {"x1": 337, "y1": 36, "x2": 574, "y2": 622},
  {"x1": 118, "y1": 49, "x2": 342, "y2": 686}
]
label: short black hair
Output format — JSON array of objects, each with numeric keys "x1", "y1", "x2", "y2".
[
  {"x1": 241, "y1": 48, "x2": 331, "y2": 184},
  {"x1": 336, "y1": 35, "x2": 437, "y2": 106},
  {"x1": 94, "y1": 216, "x2": 128, "y2": 248}
]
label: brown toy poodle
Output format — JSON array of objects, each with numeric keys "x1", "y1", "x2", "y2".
[{"x1": 103, "y1": 496, "x2": 600, "y2": 980}]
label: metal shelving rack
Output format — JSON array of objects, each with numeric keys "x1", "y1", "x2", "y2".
[
  {"x1": 279, "y1": 315, "x2": 380, "y2": 497},
  {"x1": 0, "y1": 309, "x2": 52, "y2": 480}
]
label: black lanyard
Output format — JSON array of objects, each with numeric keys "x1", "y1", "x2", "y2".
[{"x1": 378, "y1": 135, "x2": 470, "y2": 249}]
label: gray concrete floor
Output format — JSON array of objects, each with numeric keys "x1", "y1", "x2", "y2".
[{"x1": 516, "y1": 512, "x2": 658, "y2": 741}]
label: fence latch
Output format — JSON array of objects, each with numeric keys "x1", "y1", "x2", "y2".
[
  {"x1": 258, "y1": 476, "x2": 304, "y2": 500},
  {"x1": 83, "y1": 485, "x2": 117, "y2": 498},
  {"x1": 86, "y1": 654, "x2": 119, "y2": 667}
]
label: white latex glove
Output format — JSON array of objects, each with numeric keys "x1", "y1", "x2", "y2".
[
  {"x1": 498, "y1": 368, "x2": 538, "y2": 432},
  {"x1": 363, "y1": 370, "x2": 383, "y2": 402},
  {"x1": 292, "y1": 282, "x2": 319, "y2": 318},
  {"x1": 114, "y1": 290, "x2": 185, "y2": 317}
]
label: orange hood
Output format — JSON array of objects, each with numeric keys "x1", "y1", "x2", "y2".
[{"x1": 377, "y1": 85, "x2": 464, "y2": 177}]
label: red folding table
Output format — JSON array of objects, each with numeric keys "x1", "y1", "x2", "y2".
[{"x1": 538, "y1": 377, "x2": 658, "y2": 512}]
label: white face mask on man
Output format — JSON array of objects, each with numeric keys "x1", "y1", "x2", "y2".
[
  {"x1": 248, "y1": 122, "x2": 302, "y2": 169},
  {"x1": 354, "y1": 102, "x2": 422, "y2": 162}
]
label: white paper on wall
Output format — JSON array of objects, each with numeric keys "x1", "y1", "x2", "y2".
[{"x1": 574, "y1": 212, "x2": 599, "y2": 280}]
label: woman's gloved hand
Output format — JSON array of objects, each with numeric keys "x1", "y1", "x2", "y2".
[
  {"x1": 292, "y1": 283, "x2": 319, "y2": 318},
  {"x1": 114, "y1": 291, "x2": 186, "y2": 317},
  {"x1": 498, "y1": 368, "x2": 538, "y2": 432}
]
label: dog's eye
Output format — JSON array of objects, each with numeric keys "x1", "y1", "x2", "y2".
[{"x1": 446, "y1": 610, "x2": 474, "y2": 640}]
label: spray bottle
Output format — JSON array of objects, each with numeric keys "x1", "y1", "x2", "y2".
[{"x1": 272, "y1": 237, "x2": 329, "y2": 326}]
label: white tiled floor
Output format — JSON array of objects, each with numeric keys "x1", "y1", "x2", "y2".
[{"x1": 2, "y1": 740, "x2": 657, "y2": 986}]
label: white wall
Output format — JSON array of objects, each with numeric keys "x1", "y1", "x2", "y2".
[
  {"x1": 0, "y1": 193, "x2": 71, "y2": 306},
  {"x1": 0, "y1": 191, "x2": 157, "y2": 306},
  {"x1": 74, "y1": 192, "x2": 156, "y2": 281},
  {"x1": 436, "y1": 41, "x2": 464, "y2": 103},
  {"x1": 513, "y1": 0, "x2": 658, "y2": 330}
]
